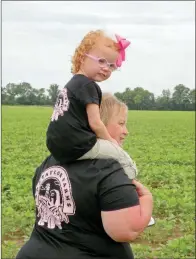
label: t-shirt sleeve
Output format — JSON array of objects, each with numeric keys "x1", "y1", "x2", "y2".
[
  {"x1": 97, "y1": 159, "x2": 139, "y2": 211},
  {"x1": 77, "y1": 81, "x2": 101, "y2": 106}
]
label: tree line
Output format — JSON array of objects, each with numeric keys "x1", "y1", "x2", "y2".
[{"x1": 1, "y1": 82, "x2": 195, "y2": 111}]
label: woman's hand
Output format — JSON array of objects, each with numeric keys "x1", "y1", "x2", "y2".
[{"x1": 132, "y1": 179, "x2": 152, "y2": 198}]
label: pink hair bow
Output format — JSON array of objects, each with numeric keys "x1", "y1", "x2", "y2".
[{"x1": 115, "y1": 34, "x2": 131, "y2": 67}]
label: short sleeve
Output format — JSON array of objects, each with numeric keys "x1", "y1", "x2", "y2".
[
  {"x1": 97, "y1": 159, "x2": 139, "y2": 211},
  {"x1": 77, "y1": 81, "x2": 101, "y2": 106}
]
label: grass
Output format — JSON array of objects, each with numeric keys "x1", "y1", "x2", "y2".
[{"x1": 2, "y1": 106, "x2": 195, "y2": 258}]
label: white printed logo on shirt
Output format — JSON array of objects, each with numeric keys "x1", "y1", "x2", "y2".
[
  {"x1": 35, "y1": 166, "x2": 76, "y2": 229},
  {"x1": 51, "y1": 88, "x2": 70, "y2": 121}
]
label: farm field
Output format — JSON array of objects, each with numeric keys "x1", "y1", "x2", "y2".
[{"x1": 2, "y1": 106, "x2": 195, "y2": 259}]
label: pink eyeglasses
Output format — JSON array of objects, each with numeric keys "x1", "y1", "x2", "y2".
[{"x1": 85, "y1": 53, "x2": 117, "y2": 71}]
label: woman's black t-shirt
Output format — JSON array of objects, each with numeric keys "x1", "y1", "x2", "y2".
[
  {"x1": 46, "y1": 74, "x2": 102, "y2": 163},
  {"x1": 16, "y1": 156, "x2": 139, "y2": 259}
]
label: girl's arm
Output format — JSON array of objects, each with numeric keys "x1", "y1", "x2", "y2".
[{"x1": 86, "y1": 103, "x2": 115, "y2": 142}]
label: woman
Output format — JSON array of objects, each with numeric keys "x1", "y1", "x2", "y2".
[{"x1": 16, "y1": 93, "x2": 153, "y2": 259}]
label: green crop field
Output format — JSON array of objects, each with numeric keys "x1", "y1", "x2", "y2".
[{"x1": 2, "y1": 106, "x2": 195, "y2": 259}]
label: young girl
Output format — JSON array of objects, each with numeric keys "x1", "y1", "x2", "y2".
[{"x1": 46, "y1": 29, "x2": 137, "y2": 179}]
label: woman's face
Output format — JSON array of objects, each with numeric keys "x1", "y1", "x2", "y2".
[{"x1": 106, "y1": 106, "x2": 129, "y2": 146}]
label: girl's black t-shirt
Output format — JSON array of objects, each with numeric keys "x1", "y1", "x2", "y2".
[
  {"x1": 16, "y1": 155, "x2": 139, "y2": 259},
  {"x1": 46, "y1": 74, "x2": 102, "y2": 163}
]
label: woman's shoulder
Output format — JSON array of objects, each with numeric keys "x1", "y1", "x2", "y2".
[
  {"x1": 95, "y1": 158, "x2": 131, "y2": 185},
  {"x1": 94, "y1": 158, "x2": 138, "y2": 212},
  {"x1": 33, "y1": 155, "x2": 58, "y2": 178}
]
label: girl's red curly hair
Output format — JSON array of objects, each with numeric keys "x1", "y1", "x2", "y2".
[{"x1": 71, "y1": 30, "x2": 120, "y2": 74}]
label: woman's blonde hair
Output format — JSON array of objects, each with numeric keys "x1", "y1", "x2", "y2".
[
  {"x1": 71, "y1": 30, "x2": 120, "y2": 74},
  {"x1": 100, "y1": 93, "x2": 128, "y2": 126}
]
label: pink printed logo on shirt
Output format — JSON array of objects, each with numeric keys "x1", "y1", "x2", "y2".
[
  {"x1": 35, "y1": 166, "x2": 76, "y2": 229},
  {"x1": 51, "y1": 88, "x2": 70, "y2": 121}
]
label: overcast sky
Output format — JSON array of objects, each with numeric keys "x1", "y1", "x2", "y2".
[{"x1": 2, "y1": 1, "x2": 195, "y2": 96}]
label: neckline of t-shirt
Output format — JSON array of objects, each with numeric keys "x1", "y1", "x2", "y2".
[
  {"x1": 73, "y1": 74, "x2": 100, "y2": 87},
  {"x1": 73, "y1": 74, "x2": 88, "y2": 79}
]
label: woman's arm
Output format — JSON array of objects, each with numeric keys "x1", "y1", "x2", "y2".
[{"x1": 101, "y1": 180, "x2": 153, "y2": 242}]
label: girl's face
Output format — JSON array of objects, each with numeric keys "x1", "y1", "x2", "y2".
[
  {"x1": 81, "y1": 45, "x2": 119, "y2": 82},
  {"x1": 106, "y1": 106, "x2": 129, "y2": 146}
]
